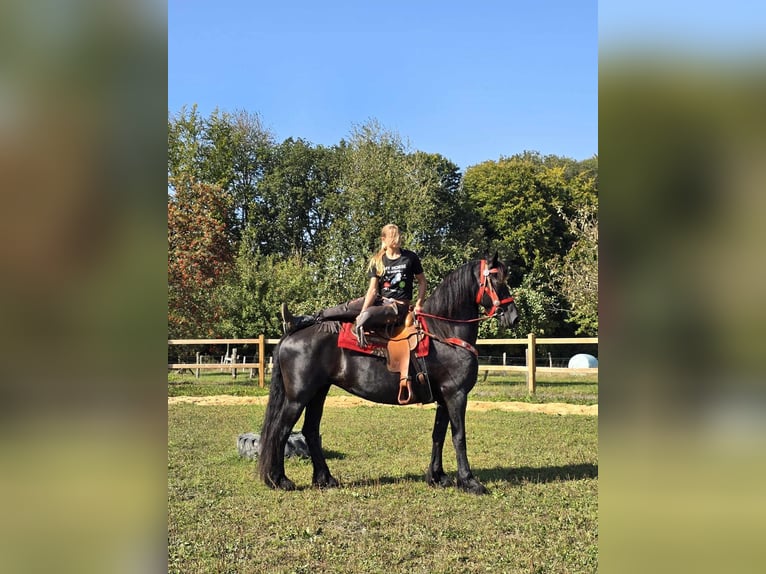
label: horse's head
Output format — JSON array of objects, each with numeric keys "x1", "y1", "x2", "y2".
[{"x1": 477, "y1": 253, "x2": 519, "y2": 329}]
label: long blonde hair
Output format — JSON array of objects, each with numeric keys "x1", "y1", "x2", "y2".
[{"x1": 368, "y1": 224, "x2": 401, "y2": 275}]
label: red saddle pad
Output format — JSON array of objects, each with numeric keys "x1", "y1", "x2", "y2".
[{"x1": 337, "y1": 320, "x2": 430, "y2": 357}]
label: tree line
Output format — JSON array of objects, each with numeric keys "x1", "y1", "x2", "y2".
[{"x1": 168, "y1": 105, "x2": 598, "y2": 341}]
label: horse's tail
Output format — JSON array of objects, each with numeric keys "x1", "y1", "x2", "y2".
[{"x1": 258, "y1": 341, "x2": 285, "y2": 484}]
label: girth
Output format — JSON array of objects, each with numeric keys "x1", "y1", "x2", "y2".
[{"x1": 337, "y1": 313, "x2": 432, "y2": 404}]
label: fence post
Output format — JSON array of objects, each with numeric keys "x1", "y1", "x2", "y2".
[
  {"x1": 258, "y1": 334, "x2": 265, "y2": 388},
  {"x1": 527, "y1": 333, "x2": 537, "y2": 394},
  {"x1": 195, "y1": 352, "x2": 200, "y2": 379}
]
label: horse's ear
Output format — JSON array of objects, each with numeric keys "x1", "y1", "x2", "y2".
[{"x1": 491, "y1": 251, "x2": 499, "y2": 267}]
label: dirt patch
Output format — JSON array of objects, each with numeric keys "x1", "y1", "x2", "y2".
[{"x1": 168, "y1": 395, "x2": 597, "y2": 416}]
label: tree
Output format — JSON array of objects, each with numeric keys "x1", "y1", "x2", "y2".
[
  {"x1": 551, "y1": 200, "x2": 598, "y2": 335},
  {"x1": 168, "y1": 176, "x2": 234, "y2": 338},
  {"x1": 167, "y1": 107, "x2": 599, "y2": 340},
  {"x1": 215, "y1": 249, "x2": 318, "y2": 338},
  {"x1": 245, "y1": 138, "x2": 342, "y2": 257},
  {"x1": 312, "y1": 120, "x2": 417, "y2": 303},
  {"x1": 168, "y1": 105, "x2": 205, "y2": 183},
  {"x1": 464, "y1": 152, "x2": 598, "y2": 337},
  {"x1": 402, "y1": 151, "x2": 485, "y2": 280},
  {"x1": 316, "y1": 120, "x2": 487, "y2": 303},
  {"x1": 168, "y1": 107, "x2": 275, "y2": 242},
  {"x1": 462, "y1": 151, "x2": 573, "y2": 280}
]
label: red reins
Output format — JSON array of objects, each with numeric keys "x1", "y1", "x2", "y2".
[
  {"x1": 414, "y1": 260, "x2": 513, "y2": 356},
  {"x1": 415, "y1": 259, "x2": 514, "y2": 324}
]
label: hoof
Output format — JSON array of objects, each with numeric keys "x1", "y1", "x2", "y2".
[
  {"x1": 426, "y1": 469, "x2": 453, "y2": 488},
  {"x1": 267, "y1": 475, "x2": 296, "y2": 491},
  {"x1": 457, "y1": 477, "x2": 488, "y2": 495},
  {"x1": 313, "y1": 475, "x2": 340, "y2": 489}
]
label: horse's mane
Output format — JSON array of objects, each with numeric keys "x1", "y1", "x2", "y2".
[
  {"x1": 425, "y1": 260, "x2": 476, "y2": 315},
  {"x1": 422, "y1": 260, "x2": 480, "y2": 338}
]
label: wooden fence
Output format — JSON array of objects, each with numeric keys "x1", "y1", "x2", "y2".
[
  {"x1": 168, "y1": 334, "x2": 598, "y2": 394},
  {"x1": 167, "y1": 336, "x2": 271, "y2": 388}
]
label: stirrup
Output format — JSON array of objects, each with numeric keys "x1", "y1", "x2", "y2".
[{"x1": 398, "y1": 376, "x2": 414, "y2": 405}]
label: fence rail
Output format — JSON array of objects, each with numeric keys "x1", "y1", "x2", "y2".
[{"x1": 168, "y1": 334, "x2": 597, "y2": 393}]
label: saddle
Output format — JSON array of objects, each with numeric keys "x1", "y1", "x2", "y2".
[{"x1": 337, "y1": 313, "x2": 431, "y2": 404}]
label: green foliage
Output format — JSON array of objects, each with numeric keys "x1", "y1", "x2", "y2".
[
  {"x1": 168, "y1": 106, "x2": 275, "y2": 241},
  {"x1": 168, "y1": 176, "x2": 235, "y2": 338},
  {"x1": 550, "y1": 201, "x2": 598, "y2": 335},
  {"x1": 247, "y1": 138, "x2": 341, "y2": 257},
  {"x1": 404, "y1": 151, "x2": 486, "y2": 273},
  {"x1": 464, "y1": 151, "x2": 598, "y2": 336},
  {"x1": 168, "y1": 109, "x2": 598, "y2": 339},
  {"x1": 508, "y1": 274, "x2": 562, "y2": 338},
  {"x1": 463, "y1": 152, "x2": 570, "y2": 278},
  {"x1": 168, "y1": 105, "x2": 205, "y2": 182},
  {"x1": 215, "y1": 248, "x2": 318, "y2": 338}
]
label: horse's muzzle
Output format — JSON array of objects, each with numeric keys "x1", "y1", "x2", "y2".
[{"x1": 498, "y1": 303, "x2": 519, "y2": 328}]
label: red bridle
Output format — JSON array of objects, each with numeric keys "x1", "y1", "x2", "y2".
[
  {"x1": 414, "y1": 259, "x2": 515, "y2": 354},
  {"x1": 476, "y1": 260, "x2": 514, "y2": 317}
]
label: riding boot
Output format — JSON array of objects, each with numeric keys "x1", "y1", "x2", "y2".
[
  {"x1": 280, "y1": 303, "x2": 293, "y2": 335},
  {"x1": 281, "y1": 303, "x2": 317, "y2": 335},
  {"x1": 354, "y1": 302, "x2": 403, "y2": 346},
  {"x1": 353, "y1": 310, "x2": 371, "y2": 348}
]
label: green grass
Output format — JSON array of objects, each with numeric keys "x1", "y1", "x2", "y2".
[
  {"x1": 472, "y1": 372, "x2": 598, "y2": 405},
  {"x1": 168, "y1": 370, "x2": 598, "y2": 404},
  {"x1": 168, "y1": 403, "x2": 597, "y2": 573}
]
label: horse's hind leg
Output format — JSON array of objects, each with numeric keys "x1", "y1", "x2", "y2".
[
  {"x1": 266, "y1": 400, "x2": 305, "y2": 490},
  {"x1": 426, "y1": 403, "x2": 453, "y2": 487},
  {"x1": 302, "y1": 385, "x2": 339, "y2": 488}
]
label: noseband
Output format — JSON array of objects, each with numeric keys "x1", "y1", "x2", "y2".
[{"x1": 476, "y1": 260, "x2": 514, "y2": 317}]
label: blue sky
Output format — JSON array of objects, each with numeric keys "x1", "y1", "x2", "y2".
[
  {"x1": 599, "y1": 1, "x2": 766, "y2": 54},
  {"x1": 169, "y1": 1, "x2": 597, "y2": 171}
]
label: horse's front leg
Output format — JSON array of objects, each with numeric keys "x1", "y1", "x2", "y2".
[
  {"x1": 445, "y1": 391, "x2": 488, "y2": 495},
  {"x1": 426, "y1": 403, "x2": 453, "y2": 487}
]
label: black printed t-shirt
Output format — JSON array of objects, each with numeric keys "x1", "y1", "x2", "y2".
[{"x1": 368, "y1": 249, "x2": 423, "y2": 301}]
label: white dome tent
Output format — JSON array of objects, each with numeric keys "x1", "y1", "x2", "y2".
[{"x1": 568, "y1": 353, "x2": 598, "y2": 368}]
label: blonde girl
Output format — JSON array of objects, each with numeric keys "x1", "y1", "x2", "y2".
[{"x1": 281, "y1": 224, "x2": 427, "y2": 346}]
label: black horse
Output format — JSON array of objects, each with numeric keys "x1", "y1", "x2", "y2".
[{"x1": 258, "y1": 254, "x2": 519, "y2": 494}]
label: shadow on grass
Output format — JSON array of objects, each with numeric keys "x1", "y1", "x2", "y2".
[
  {"x1": 337, "y1": 462, "x2": 597, "y2": 490},
  {"x1": 481, "y1": 462, "x2": 598, "y2": 484},
  {"x1": 322, "y1": 449, "x2": 346, "y2": 460}
]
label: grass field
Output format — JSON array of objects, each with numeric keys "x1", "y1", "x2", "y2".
[
  {"x1": 168, "y1": 370, "x2": 598, "y2": 405},
  {"x1": 168, "y1": 391, "x2": 598, "y2": 573}
]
